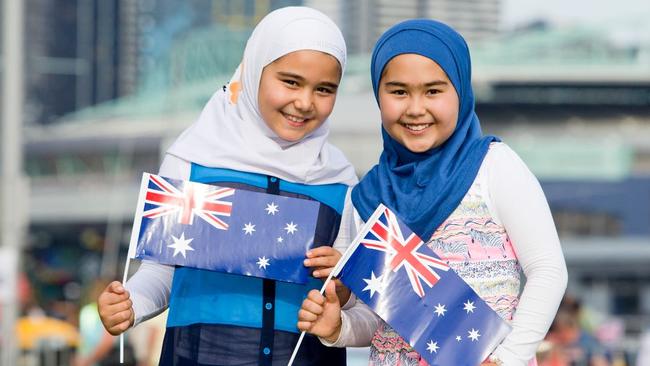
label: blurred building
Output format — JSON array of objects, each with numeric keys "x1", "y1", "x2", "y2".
[
  {"x1": 21, "y1": 0, "x2": 141, "y2": 124},
  {"x1": 310, "y1": 0, "x2": 501, "y2": 53}
]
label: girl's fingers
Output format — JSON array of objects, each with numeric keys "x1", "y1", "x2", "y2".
[
  {"x1": 304, "y1": 256, "x2": 339, "y2": 268},
  {"x1": 297, "y1": 321, "x2": 312, "y2": 332},
  {"x1": 306, "y1": 289, "x2": 325, "y2": 304},
  {"x1": 301, "y1": 299, "x2": 325, "y2": 315},
  {"x1": 306, "y1": 246, "x2": 337, "y2": 258},
  {"x1": 298, "y1": 309, "x2": 318, "y2": 322}
]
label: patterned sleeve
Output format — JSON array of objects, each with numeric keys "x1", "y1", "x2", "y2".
[
  {"x1": 485, "y1": 143, "x2": 568, "y2": 365},
  {"x1": 125, "y1": 154, "x2": 190, "y2": 325}
]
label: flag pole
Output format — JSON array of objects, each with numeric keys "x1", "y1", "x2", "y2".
[
  {"x1": 287, "y1": 244, "x2": 354, "y2": 366},
  {"x1": 287, "y1": 206, "x2": 385, "y2": 366},
  {"x1": 287, "y1": 273, "x2": 334, "y2": 366},
  {"x1": 119, "y1": 254, "x2": 131, "y2": 364},
  {"x1": 119, "y1": 173, "x2": 149, "y2": 363}
]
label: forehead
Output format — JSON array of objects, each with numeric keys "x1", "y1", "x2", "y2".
[
  {"x1": 268, "y1": 50, "x2": 341, "y2": 78},
  {"x1": 382, "y1": 53, "x2": 449, "y2": 82}
]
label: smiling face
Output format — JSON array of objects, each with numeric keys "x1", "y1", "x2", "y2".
[
  {"x1": 257, "y1": 50, "x2": 341, "y2": 142},
  {"x1": 378, "y1": 53, "x2": 459, "y2": 153}
]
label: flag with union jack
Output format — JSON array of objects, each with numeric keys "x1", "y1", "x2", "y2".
[
  {"x1": 333, "y1": 204, "x2": 511, "y2": 366},
  {"x1": 128, "y1": 173, "x2": 321, "y2": 284}
]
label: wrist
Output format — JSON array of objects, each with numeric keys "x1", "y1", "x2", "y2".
[{"x1": 323, "y1": 317, "x2": 342, "y2": 343}]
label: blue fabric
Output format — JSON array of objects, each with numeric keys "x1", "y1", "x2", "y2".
[
  {"x1": 351, "y1": 19, "x2": 499, "y2": 240},
  {"x1": 191, "y1": 164, "x2": 348, "y2": 214},
  {"x1": 167, "y1": 269, "x2": 323, "y2": 333},
  {"x1": 166, "y1": 165, "x2": 347, "y2": 333}
]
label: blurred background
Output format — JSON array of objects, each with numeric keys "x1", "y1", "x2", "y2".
[{"x1": 0, "y1": 0, "x2": 649, "y2": 365}]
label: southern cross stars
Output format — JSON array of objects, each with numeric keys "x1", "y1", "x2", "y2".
[
  {"x1": 257, "y1": 256, "x2": 270, "y2": 270},
  {"x1": 167, "y1": 233, "x2": 194, "y2": 258},
  {"x1": 463, "y1": 300, "x2": 476, "y2": 313},
  {"x1": 242, "y1": 222, "x2": 256, "y2": 235},
  {"x1": 434, "y1": 303, "x2": 447, "y2": 317},
  {"x1": 468, "y1": 328, "x2": 481, "y2": 341},
  {"x1": 362, "y1": 271, "x2": 384, "y2": 298},
  {"x1": 265, "y1": 202, "x2": 279, "y2": 215},
  {"x1": 426, "y1": 340, "x2": 439, "y2": 353},
  {"x1": 284, "y1": 222, "x2": 298, "y2": 234}
]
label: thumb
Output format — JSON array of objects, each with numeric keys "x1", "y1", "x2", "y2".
[
  {"x1": 324, "y1": 280, "x2": 338, "y2": 304},
  {"x1": 108, "y1": 281, "x2": 125, "y2": 294}
]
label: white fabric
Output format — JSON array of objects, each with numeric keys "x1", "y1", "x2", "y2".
[
  {"x1": 167, "y1": 6, "x2": 357, "y2": 186},
  {"x1": 127, "y1": 154, "x2": 357, "y2": 325},
  {"x1": 325, "y1": 143, "x2": 568, "y2": 366}
]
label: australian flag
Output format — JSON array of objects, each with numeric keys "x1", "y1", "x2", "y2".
[
  {"x1": 333, "y1": 204, "x2": 512, "y2": 366},
  {"x1": 128, "y1": 173, "x2": 320, "y2": 284}
]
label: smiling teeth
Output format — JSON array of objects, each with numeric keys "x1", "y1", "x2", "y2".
[
  {"x1": 404, "y1": 124, "x2": 430, "y2": 131},
  {"x1": 284, "y1": 114, "x2": 306, "y2": 123}
]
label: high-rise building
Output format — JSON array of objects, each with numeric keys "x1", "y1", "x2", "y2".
[
  {"x1": 310, "y1": 0, "x2": 501, "y2": 54},
  {"x1": 22, "y1": 0, "x2": 142, "y2": 124}
]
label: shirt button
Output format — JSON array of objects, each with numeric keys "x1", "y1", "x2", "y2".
[
  {"x1": 263, "y1": 347, "x2": 271, "y2": 355},
  {"x1": 265, "y1": 302, "x2": 273, "y2": 310}
]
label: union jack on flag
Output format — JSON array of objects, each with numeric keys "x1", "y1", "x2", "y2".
[
  {"x1": 128, "y1": 173, "x2": 321, "y2": 284},
  {"x1": 143, "y1": 174, "x2": 234, "y2": 230},
  {"x1": 333, "y1": 204, "x2": 512, "y2": 366},
  {"x1": 361, "y1": 208, "x2": 450, "y2": 297}
]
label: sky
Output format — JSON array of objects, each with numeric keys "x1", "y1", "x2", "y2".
[{"x1": 501, "y1": 0, "x2": 650, "y2": 42}]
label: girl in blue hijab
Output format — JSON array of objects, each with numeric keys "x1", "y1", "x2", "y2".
[{"x1": 298, "y1": 19, "x2": 567, "y2": 365}]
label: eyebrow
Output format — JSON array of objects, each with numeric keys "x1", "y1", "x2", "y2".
[
  {"x1": 277, "y1": 71, "x2": 339, "y2": 89},
  {"x1": 384, "y1": 80, "x2": 448, "y2": 87}
]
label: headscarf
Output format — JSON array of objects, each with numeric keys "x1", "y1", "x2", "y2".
[
  {"x1": 351, "y1": 19, "x2": 499, "y2": 240},
  {"x1": 167, "y1": 7, "x2": 357, "y2": 186}
]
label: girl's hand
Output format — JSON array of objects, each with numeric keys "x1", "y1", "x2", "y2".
[
  {"x1": 97, "y1": 281, "x2": 134, "y2": 335},
  {"x1": 304, "y1": 246, "x2": 352, "y2": 304},
  {"x1": 297, "y1": 281, "x2": 342, "y2": 343},
  {"x1": 304, "y1": 246, "x2": 341, "y2": 279}
]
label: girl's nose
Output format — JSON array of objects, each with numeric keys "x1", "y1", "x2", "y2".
[
  {"x1": 406, "y1": 96, "x2": 426, "y2": 117},
  {"x1": 294, "y1": 91, "x2": 314, "y2": 112}
]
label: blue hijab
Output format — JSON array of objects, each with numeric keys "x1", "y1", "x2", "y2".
[{"x1": 351, "y1": 19, "x2": 499, "y2": 240}]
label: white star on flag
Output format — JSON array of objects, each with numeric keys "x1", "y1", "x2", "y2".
[
  {"x1": 265, "y1": 202, "x2": 279, "y2": 215},
  {"x1": 456, "y1": 335, "x2": 462, "y2": 342},
  {"x1": 463, "y1": 300, "x2": 476, "y2": 313},
  {"x1": 284, "y1": 222, "x2": 298, "y2": 234},
  {"x1": 242, "y1": 222, "x2": 256, "y2": 235},
  {"x1": 362, "y1": 271, "x2": 384, "y2": 298},
  {"x1": 468, "y1": 328, "x2": 481, "y2": 341},
  {"x1": 434, "y1": 303, "x2": 447, "y2": 317},
  {"x1": 167, "y1": 233, "x2": 194, "y2": 258},
  {"x1": 277, "y1": 237, "x2": 283, "y2": 243},
  {"x1": 257, "y1": 256, "x2": 270, "y2": 270},
  {"x1": 426, "y1": 340, "x2": 439, "y2": 353}
]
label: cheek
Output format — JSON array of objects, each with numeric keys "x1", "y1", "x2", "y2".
[{"x1": 378, "y1": 97, "x2": 402, "y2": 125}]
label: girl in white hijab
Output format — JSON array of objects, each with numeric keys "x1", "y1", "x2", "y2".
[{"x1": 97, "y1": 7, "x2": 356, "y2": 366}]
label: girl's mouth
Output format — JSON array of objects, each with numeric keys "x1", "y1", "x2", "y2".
[
  {"x1": 401, "y1": 123, "x2": 433, "y2": 132},
  {"x1": 282, "y1": 112, "x2": 309, "y2": 126}
]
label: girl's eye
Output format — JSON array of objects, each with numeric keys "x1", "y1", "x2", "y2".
[
  {"x1": 390, "y1": 89, "x2": 407, "y2": 96},
  {"x1": 427, "y1": 89, "x2": 441, "y2": 95},
  {"x1": 283, "y1": 79, "x2": 299, "y2": 86},
  {"x1": 316, "y1": 86, "x2": 334, "y2": 94}
]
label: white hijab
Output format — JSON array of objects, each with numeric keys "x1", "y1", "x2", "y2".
[{"x1": 167, "y1": 6, "x2": 358, "y2": 186}]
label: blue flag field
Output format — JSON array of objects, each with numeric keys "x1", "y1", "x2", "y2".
[{"x1": 127, "y1": 173, "x2": 320, "y2": 284}]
